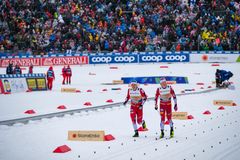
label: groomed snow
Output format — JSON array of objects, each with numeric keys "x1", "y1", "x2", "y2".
[{"x1": 0, "y1": 63, "x2": 239, "y2": 160}]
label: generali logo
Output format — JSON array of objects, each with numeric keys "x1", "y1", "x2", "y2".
[{"x1": 43, "y1": 58, "x2": 53, "y2": 66}]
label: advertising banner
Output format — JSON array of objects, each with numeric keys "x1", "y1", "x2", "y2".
[
  {"x1": 213, "y1": 100, "x2": 234, "y2": 106},
  {"x1": 139, "y1": 54, "x2": 189, "y2": 63},
  {"x1": 0, "y1": 58, "x2": 41, "y2": 67},
  {"x1": 1, "y1": 78, "x2": 28, "y2": 93},
  {"x1": 190, "y1": 54, "x2": 239, "y2": 63},
  {"x1": 26, "y1": 78, "x2": 38, "y2": 91},
  {"x1": 0, "y1": 74, "x2": 47, "y2": 93},
  {"x1": 0, "y1": 56, "x2": 88, "y2": 67},
  {"x1": 89, "y1": 54, "x2": 138, "y2": 64},
  {"x1": 121, "y1": 76, "x2": 189, "y2": 84},
  {"x1": 172, "y1": 112, "x2": 188, "y2": 120},
  {"x1": 68, "y1": 130, "x2": 105, "y2": 141},
  {"x1": 26, "y1": 74, "x2": 47, "y2": 91},
  {"x1": 42, "y1": 56, "x2": 88, "y2": 66},
  {"x1": 36, "y1": 78, "x2": 47, "y2": 90}
]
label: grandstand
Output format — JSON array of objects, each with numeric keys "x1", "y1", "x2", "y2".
[{"x1": 0, "y1": 0, "x2": 239, "y2": 56}]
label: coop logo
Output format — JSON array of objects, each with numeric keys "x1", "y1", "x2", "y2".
[
  {"x1": 141, "y1": 55, "x2": 163, "y2": 62},
  {"x1": 114, "y1": 56, "x2": 135, "y2": 62},
  {"x1": 140, "y1": 54, "x2": 189, "y2": 62},
  {"x1": 165, "y1": 55, "x2": 188, "y2": 62},
  {"x1": 91, "y1": 56, "x2": 136, "y2": 63},
  {"x1": 91, "y1": 57, "x2": 112, "y2": 63}
]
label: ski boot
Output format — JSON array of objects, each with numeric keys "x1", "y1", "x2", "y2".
[
  {"x1": 170, "y1": 127, "x2": 174, "y2": 138},
  {"x1": 142, "y1": 120, "x2": 147, "y2": 130},
  {"x1": 133, "y1": 130, "x2": 139, "y2": 137},
  {"x1": 159, "y1": 130, "x2": 164, "y2": 139}
]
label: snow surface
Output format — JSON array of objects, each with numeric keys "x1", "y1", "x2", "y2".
[{"x1": 0, "y1": 63, "x2": 240, "y2": 160}]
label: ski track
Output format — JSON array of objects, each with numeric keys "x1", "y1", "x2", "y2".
[
  {"x1": 95, "y1": 105, "x2": 240, "y2": 160},
  {"x1": 0, "y1": 63, "x2": 239, "y2": 160}
]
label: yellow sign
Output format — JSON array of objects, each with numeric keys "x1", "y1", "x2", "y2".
[
  {"x1": 68, "y1": 131, "x2": 105, "y2": 141},
  {"x1": 172, "y1": 112, "x2": 188, "y2": 120},
  {"x1": 61, "y1": 88, "x2": 76, "y2": 92},
  {"x1": 112, "y1": 80, "x2": 124, "y2": 84},
  {"x1": 167, "y1": 81, "x2": 176, "y2": 84},
  {"x1": 27, "y1": 79, "x2": 37, "y2": 90},
  {"x1": 36, "y1": 78, "x2": 46, "y2": 89},
  {"x1": 213, "y1": 100, "x2": 234, "y2": 106}
]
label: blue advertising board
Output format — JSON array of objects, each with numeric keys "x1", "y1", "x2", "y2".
[
  {"x1": 89, "y1": 54, "x2": 138, "y2": 64},
  {"x1": 139, "y1": 53, "x2": 189, "y2": 63},
  {"x1": 121, "y1": 76, "x2": 189, "y2": 84}
]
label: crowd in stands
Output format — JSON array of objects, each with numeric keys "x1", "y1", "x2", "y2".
[{"x1": 0, "y1": 0, "x2": 239, "y2": 55}]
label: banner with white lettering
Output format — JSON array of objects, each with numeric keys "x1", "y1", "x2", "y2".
[
  {"x1": 0, "y1": 56, "x2": 88, "y2": 67},
  {"x1": 139, "y1": 53, "x2": 189, "y2": 63},
  {"x1": 89, "y1": 54, "x2": 138, "y2": 64},
  {"x1": 42, "y1": 56, "x2": 88, "y2": 66},
  {"x1": 0, "y1": 58, "x2": 41, "y2": 67}
]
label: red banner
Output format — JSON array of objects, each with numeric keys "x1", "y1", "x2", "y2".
[
  {"x1": 42, "y1": 56, "x2": 88, "y2": 66},
  {"x1": 0, "y1": 58, "x2": 42, "y2": 67},
  {"x1": 0, "y1": 56, "x2": 89, "y2": 67}
]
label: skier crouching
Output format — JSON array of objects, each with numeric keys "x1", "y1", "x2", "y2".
[
  {"x1": 215, "y1": 69, "x2": 233, "y2": 88},
  {"x1": 123, "y1": 80, "x2": 147, "y2": 137},
  {"x1": 155, "y1": 78, "x2": 178, "y2": 138}
]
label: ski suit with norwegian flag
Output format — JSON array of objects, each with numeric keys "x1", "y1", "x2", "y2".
[
  {"x1": 155, "y1": 85, "x2": 177, "y2": 129},
  {"x1": 125, "y1": 88, "x2": 147, "y2": 127}
]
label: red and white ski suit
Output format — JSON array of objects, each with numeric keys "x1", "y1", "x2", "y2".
[
  {"x1": 125, "y1": 88, "x2": 147, "y2": 125},
  {"x1": 155, "y1": 85, "x2": 177, "y2": 123}
]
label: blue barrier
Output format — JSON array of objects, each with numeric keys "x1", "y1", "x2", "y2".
[
  {"x1": 1, "y1": 52, "x2": 239, "y2": 65},
  {"x1": 139, "y1": 53, "x2": 189, "y2": 63},
  {"x1": 121, "y1": 76, "x2": 189, "y2": 84},
  {"x1": 89, "y1": 53, "x2": 189, "y2": 64},
  {"x1": 89, "y1": 54, "x2": 138, "y2": 64}
]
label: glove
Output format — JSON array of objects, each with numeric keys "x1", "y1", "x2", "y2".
[
  {"x1": 155, "y1": 104, "x2": 158, "y2": 110},
  {"x1": 123, "y1": 101, "x2": 127, "y2": 106},
  {"x1": 139, "y1": 104, "x2": 143, "y2": 110},
  {"x1": 174, "y1": 104, "x2": 178, "y2": 111}
]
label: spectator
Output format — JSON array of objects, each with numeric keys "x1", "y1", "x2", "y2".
[
  {"x1": 14, "y1": 65, "x2": 21, "y2": 74},
  {"x1": 6, "y1": 63, "x2": 13, "y2": 74}
]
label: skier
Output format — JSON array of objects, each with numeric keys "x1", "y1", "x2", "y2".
[
  {"x1": 66, "y1": 65, "x2": 72, "y2": 84},
  {"x1": 46, "y1": 66, "x2": 55, "y2": 90},
  {"x1": 14, "y1": 65, "x2": 22, "y2": 74},
  {"x1": 29, "y1": 65, "x2": 33, "y2": 74},
  {"x1": 123, "y1": 80, "x2": 147, "y2": 137},
  {"x1": 62, "y1": 66, "x2": 67, "y2": 84},
  {"x1": 215, "y1": 69, "x2": 233, "y2": 88},
  {"x1": 155, "y1": 77, "x2": 178, "y2": 138}
]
